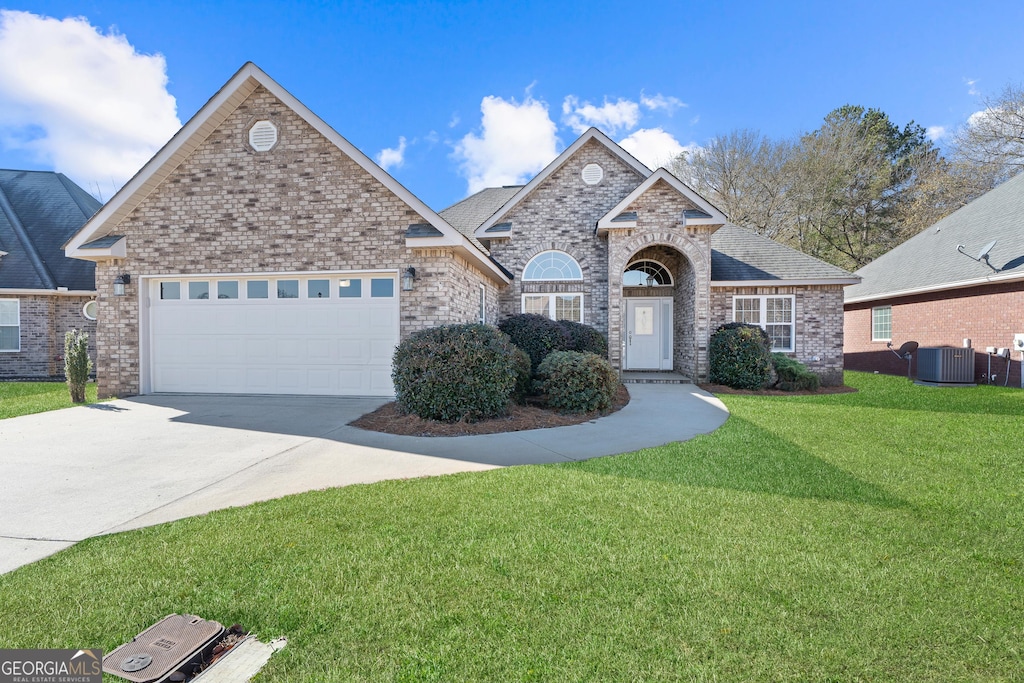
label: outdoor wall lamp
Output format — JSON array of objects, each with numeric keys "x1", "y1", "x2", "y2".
[
  {"x1": 401, "y1": 267, "x2": 416, "y2": 292},
  {"x1": 113, "y1": 273, "x2": 131, "y2": 297}
]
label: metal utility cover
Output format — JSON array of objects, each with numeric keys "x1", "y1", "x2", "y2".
[{"x1": 103, "y1": 614, "x2": 224, "y2": 683}]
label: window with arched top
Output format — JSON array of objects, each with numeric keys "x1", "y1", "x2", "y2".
[
  {"x1": 523, "y1": 250, "x2": 583, "y2": 281},
  {"x1": 623, "y1": 260, "x2": 673, "y2": 287}
]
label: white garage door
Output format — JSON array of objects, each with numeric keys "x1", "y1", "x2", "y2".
[{"x1": 149, "y1": 273, "x2": 399, "y2": 396}]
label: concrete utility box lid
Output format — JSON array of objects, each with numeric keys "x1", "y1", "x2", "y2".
[{"x1": 103, "y1": 614, "x2": 225, "y2": 683}]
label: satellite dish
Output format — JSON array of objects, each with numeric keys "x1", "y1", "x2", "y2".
[{"x1": 977, "y1": 239, "x2": 998, "y2": 261}]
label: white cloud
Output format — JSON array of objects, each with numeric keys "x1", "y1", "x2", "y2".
[
  {"x1": 619, "y1": 128, "x2": 695, "y2": 170},
  {"x1": 0, "y1": 11, "x2": 180, "y2": 194},
  {"x1": 562, "y1": 95, "x2": 640, "y2": 134},
  {"x1": 448, "y1": 113, "x2": 460, "y2": 128},
  {"x1": 640, "y1": 92, "x2": 686, "y2": 113},
  {"x1": 926, "y1": 125, "x2": 947, "y2": 141},
  {"x1": 965, "y1": 78, "x2": 980, "y2": 96},
  {"x1": 967, "y1": 108, "x2": 992, "y2": 127},
  {"x1": 454, "y1": 94, "x2": 558, "y2": 194},
  {"x1": 376, "y1": 136, "x2": 407, "y2": 171}
]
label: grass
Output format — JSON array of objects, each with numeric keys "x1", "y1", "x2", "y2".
[
  {"x1": 0, "y1": 381, "x2": 100, "y2": 419},
  {"x1": 1, "y1": 372, "x2": 1022, "y2": 681}
]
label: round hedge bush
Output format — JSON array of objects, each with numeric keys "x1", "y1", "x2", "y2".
[
  {"x1": 535, "y1": 351, "x2": 618, "y2": 413},
  {"x1": 498, "y1": 314, "x2": 571, "y2": 371},
  {"x1": 392, "y1": 324, "x2": 520, "y2": 422},
  {"x1": 709, "y1": 322, "x2": 773, "y2": 389},
  {"x1": 559, "y1": 320, "x2": 608, "y2": 357},
  {"x1": 510, "y1": 346, "x2": 532, "y2": 404}
]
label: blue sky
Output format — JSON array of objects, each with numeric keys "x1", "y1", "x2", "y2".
[{"x1": 1, "y1": 1, "x2": 1022, "y2": 209}]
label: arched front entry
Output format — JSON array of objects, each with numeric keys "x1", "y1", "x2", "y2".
[{"x1": 607, "y1": 231, "x2": 711, "y2": 380}]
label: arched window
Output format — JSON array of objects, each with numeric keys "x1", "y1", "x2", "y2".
[
  {"x1": 523, "y1": 250, "x2": 583, "y2": 281},
  {"x1": 623, "y1": 260, "x2": 673, "y2": 287}
]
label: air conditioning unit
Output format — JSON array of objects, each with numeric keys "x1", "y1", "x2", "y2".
[{"x1": 917, "y1": 347, "x2": 975, "y2": 383}]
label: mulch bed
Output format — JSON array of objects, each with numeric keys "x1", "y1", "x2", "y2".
[
  {"x1": 350, "y1": 385, "x2": 631, "y2": 437},
  {"x1": 699, "y1": 384, "x2": 857, "y2": 396}
]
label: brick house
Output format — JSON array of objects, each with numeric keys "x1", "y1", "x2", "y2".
[
  {"x1": 844, "y1": 171, "x2": 1024, "y2": 386},
  {"x1": 1, "y1": 170, "x2": 100, "y2": 378},
  {"x1": 66, "y1": 63, "x2": 857, "y2": 399}
]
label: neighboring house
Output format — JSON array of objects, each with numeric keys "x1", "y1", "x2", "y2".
[
  {"x1": 0, "y1": 170, "x2": 100, "y2": 378},
  {"x1": 65, "y1": 63, "x2": 857, "y2": 399},
  {"x1": 844, "y1": 171, "x2": 1024, "y2": 386}
]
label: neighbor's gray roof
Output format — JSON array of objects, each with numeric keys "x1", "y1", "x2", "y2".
[
  {"x1": 711, "y1": 223, "x2": 857, "y2": 282},
  {"x1": 845, "y1": 171, "x2": 1024, "y2": 302},
  {"x1": 0, "y1": 170, "x2": 100, "y2": 291},
  {"x1": 439, "y1": 186, "x2": 522, "y2": 237}
]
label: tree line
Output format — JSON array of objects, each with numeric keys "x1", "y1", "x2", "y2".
[{"x1": 670, "y1": 85, "x2": 1024, "y2": 271}]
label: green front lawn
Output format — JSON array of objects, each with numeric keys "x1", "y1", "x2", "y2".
[
  {"x1": 1, "y1": 373, "x2": 1021, "y2": 681},
  {"x1": 0, "y1": 381, "x2": 99, "y2": 419}
]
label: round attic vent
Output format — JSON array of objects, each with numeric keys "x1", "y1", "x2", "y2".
[
  {"x1": 248, "y1": 120, "x2": 278, "y2": 152},
  {"x1": 581, "y1": 163, "x2": 604, "y2": 185}
]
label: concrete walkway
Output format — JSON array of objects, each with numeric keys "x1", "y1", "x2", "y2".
[{"x1": 0, "y1": 384, "x2": 728, "y2": 574}]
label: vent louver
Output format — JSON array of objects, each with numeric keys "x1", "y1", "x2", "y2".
[
  {"x1": 248, "y1": 121, "x2": 278, "y2": 151},
  {"x1": 581, "y1": 163, "x2": 603, "y2": 185}
]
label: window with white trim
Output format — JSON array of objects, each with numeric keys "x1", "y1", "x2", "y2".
[
  {"x1": 478, "y1": 284, "x2": 486, "y2": 324},
  {"x1": 0, "y1": 299, "x2": 19, "y2": 351},
  {"x1": 872, "y1": 305, "x2": 892, "y2": 341},
  {"x1": 733, "y1": 295, "x2": 794, "y2": 351},
  {"x1": 523, "y1": 251, "x2": 583, "y2": 280},
  {"x1": 522, "y1": 293, "x2": 583, "y2": 323}
]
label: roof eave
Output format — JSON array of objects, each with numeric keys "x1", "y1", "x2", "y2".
[
  {"x1": 844, "y1": 270, "x2": 1024, "y2": 304},
  {"x1": 712, "y1": 278, "x2": 861, "y2": 287}
]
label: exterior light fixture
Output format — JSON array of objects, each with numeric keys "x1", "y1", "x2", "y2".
[
  {"x1": 402, "y1": 267, "x2": 416, "y2": 292},
  {"x1": 646, "y1": 274, "x2": 657, "y2": 287},
  {"x1": 113, "y1": 273, "x2": 131, "y2": 297}
]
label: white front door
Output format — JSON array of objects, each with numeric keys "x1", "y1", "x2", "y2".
[{"x1": 625, "y1": 298, "x2": 672, "y2": 370}]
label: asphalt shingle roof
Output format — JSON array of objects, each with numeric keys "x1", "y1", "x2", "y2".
[
  {"x1": 845, "y1": 172, "x2": 1024, "y2": 301},
  {"x1": 439, "y1": 186, "x2": 521, "y2": 237},
  {"x1": 0, "y1": 170, "x2": 101, "y2": 291},
  {"x1": 710, "y1": 223, "x2": 856, "y2": 281}
]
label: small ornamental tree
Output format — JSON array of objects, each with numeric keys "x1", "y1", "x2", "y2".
[
  {"x1": 709, "y1": 322, "x2": 772, "y2": 390},
  {"x1": 64, "y1": 329, "x2": 92, "y2": 403},
  {"x1": 391, "y1": 324, "x2": 520, "y2": 422}
]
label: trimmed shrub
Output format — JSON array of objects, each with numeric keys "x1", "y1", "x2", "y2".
[
  {"x1": 536, "y1": 351, "x2": 618, "y2": 414},
  {"x1": 772, "y1": 353, "x2": 821, "y2": 392},
  {"x1": 392, "y1": 324, "x2": 519, "y2": 422},
  {"x1": 498, "y1": 314, "x2": 571, "y2": 371},
  {"x1": 559, "y1": 320, "x2": 608, "y2": 357},
  {"x1": 510, "y1": 346, "x2": 532, "y2": 404},
  {"x1": 64, "y1": 329, "x2": 92, "y2": 403},
  {"x1": 709, "y1": 322, "x2": 772, "y2": 390}
]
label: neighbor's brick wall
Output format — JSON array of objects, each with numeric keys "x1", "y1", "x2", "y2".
[
  {"x1": 0, "y1": 295, "x2": 96, "y2": 378},
  {"x1": 486, "y1": 138, "x2": 646, "y2": 334},
  {"x1": 844, "y1": 282, "x2": 1024, "y2": 386},
  {"x1": 712, "y1": 285, "x2": 846, "y2": 386},
  {"x1": 94, "y1": 85, "x2": 497, "y2": 398}
]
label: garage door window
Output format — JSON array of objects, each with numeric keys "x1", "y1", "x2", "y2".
[
  {"x1": 276, "y1": 280, "x2": 299, "y2": 299},
  {"x1": 247, "y1": 280, "x2": 269, "y2": 299},
  {"x1": 217, "y1": 281, "x2": 239, "y2": 299},
  {"x1": 308, "y1": 279, "x2": 330, "y2": 299},
  {"x1": 371, "y1": 278, "x2": 394, "y2": 298},
  {"x1": 188, "y1": 282, "x2": 210, "y2": 300},
  {"x1": 338, "y1": 278, "x2": 362, "y2": 298},
  {"x1": 160, "y1": 282, "x2": 180, "y2": 300}
]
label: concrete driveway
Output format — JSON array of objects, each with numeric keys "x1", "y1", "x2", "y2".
[{"x1": 0, "y1": 384, "x2": 728, "y2": 574}]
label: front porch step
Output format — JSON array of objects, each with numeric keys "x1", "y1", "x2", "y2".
[{"x1": 620, "y1": 371, "x2": 692, "y2": 384}]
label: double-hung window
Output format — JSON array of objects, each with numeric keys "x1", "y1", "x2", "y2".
[
  {"x1": 0, "y1": 299, "x2": 18, "y2": 351},
  {"x1": 871, "y1": 305, "x2": 892, "y2": 342},
  {"x1": 733, "y1": 295, "x2": 794, "y2": 351}
]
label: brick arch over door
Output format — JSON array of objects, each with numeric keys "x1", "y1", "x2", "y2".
[{"x1": 608, "y1": 230, "x2": 712, "y2": 380}]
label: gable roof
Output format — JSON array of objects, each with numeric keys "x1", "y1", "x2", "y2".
[
  {"x1": 711, "y1": 223, "x2": 858, "y2": 284},
  {"x1": 440, "y1": 186, "x2": 521, "y2": 236},
  {"x1": 0, "y1": 170, "x2": 100, "y2": 291},
  {"x1": 65, "y1": 62, "x2": 509, "y2": 284},
  {"x1": 845, "y1": 171, "x2": 1024, "y2": 303},
  {"x1": 596, "y1": 168, "x2": 728, "y2": 233},
  {"x1": 474, "y1": 128, "x2": 652, "y2": 237}
]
